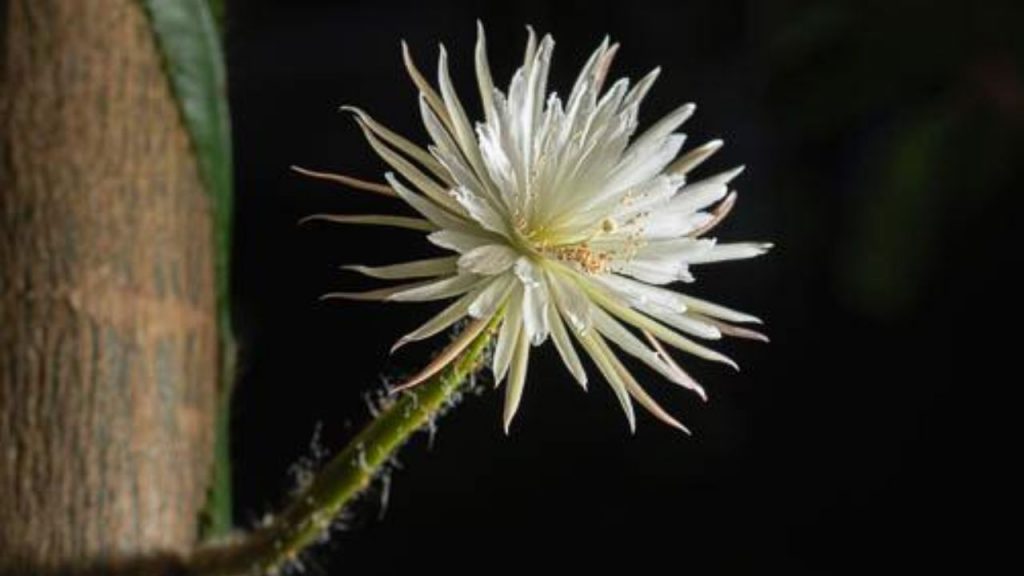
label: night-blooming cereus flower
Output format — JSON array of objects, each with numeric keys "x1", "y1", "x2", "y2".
[{"x1": 307, "y1": 24, "x2": 771, "y2": 433}]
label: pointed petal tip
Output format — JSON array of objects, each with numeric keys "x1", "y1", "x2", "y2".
[
  {"x1": 673, "y1": 421, "x2": 693, "y2": 435},
  {"x1": 726, "y1": 165, "x2": 746, "y2": 180},
  {"x1": 502, "y1": 402, "x2": 521, "y2": 435},
  {"x1": 389, "y1": 337, "x2": 411, "y2": 354}
]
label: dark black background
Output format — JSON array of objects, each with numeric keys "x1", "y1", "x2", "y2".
[{"x1": 226, "y1": 1, "x2": 1020, "y2": 573}]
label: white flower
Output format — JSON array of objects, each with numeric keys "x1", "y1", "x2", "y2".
[{"x1": 309, "y1": 24, "x2": 771, "y2": 433}]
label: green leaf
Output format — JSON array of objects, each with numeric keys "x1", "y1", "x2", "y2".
[{"x1": 138, "y1": 0, "x2": 235, "y2": 538}]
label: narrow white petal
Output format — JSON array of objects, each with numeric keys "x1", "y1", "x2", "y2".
[
  {"x1": 427, "y1": 229, "x2": 491, "y2": 254},
  {"x1": 698, "y1": 316, "x2": 770, "y2": 342},
  {"x1": 450, "y1": 186, "x2": 511, "y2": 237},
  {"x1": 643, "y1": 331, "x2": 707, "y2": 400},
  {"x1": 391, "y1": 283, "x2": 487, "y2": 351},
  {"x1": 547, "y1": 268, "x2": 593, "y2": 333},
  {"x1": 668, "y1": 166, "x2": 744, "y2": 215},
  {"x1": 578, "y1": 333, "x2": 636, "y2": 433},
  {"x1": 357, "y1": 121, "x2": 462, "y2": 213},
  {"x1": 468, "y1": 273, "x2": 514, "y2": 318},
  {"x1": 458, "y1": 244, "x2": 519, "y2": 276},
  {"x1": 520, "y1": 278, "x2": 550, "y2": 346},
  {"x1": 590, "y1": 305, "x2": 698, "y2": 387},
  {"x1": 341, "y1": 106, "x2": 451, "y2": 184},
  {"x1": 386, "y1": 173, "x2": 468, "y2": 231},
  {"x1": 688, "y1": 191, "x2": 738, "y2": 238},
  {"x1": 634, "y1": 237, "x2": 716, "y2": 263},
  {"x1": 602, "y1": 134, "x2": 687, "y2": 197},
  {"x1": 475, "y1": 21, "x2": 497, "y2": 123},
  {"x1": 675, "y1": 293, "x2": 763, "y2": 324},
  {"x1": 513, "y1": 259, "x2": 549, "y2": 345},
  {"x1": 343, "y1": 256, "x2": 458, "y2": 280},
  {"x1": 625, "y1": 102, "x2": 695, "y2": 158},
  {"x1": 391, "y1": 316, "x2": 491, "y2": 392},
  {"x1": 613, "y1": 260, "x2": 688, "y2": 285},
  {"x1": 401, "y1": 41, "x2": 452, "y2": 131},
  {"x1": 580, "y1": 278, "x2": 739, "y2": 370},
  {"x1": 290, "y1": 165, "x2": 397, "y2": 197},
  {"x1": 493, "y1": 285, "x2": 524, "y2": 385},
  {"x1": 503, "y1": 326, "x2": 531, "y2": 433},
  {"x1": 387, "y1": 273, "x2": 481, "y2": 302},
  {"x1": 687, "y1": 242, "x2": 773, "y2": 264},
  {"x1": 667, "y1": 139, "x2": 724, "y2": 176},
  {"x1": 641, "y1": 211, "x2": 715, "y2": 240},
  {"x1": 634, "y1": 305, "x2": 723, "y2": 340},
  {"x1": 300, "y1": 214, "x2": 436, "y2": 232},
  {"x1": 596, "y1": 274, "x2": 689, "y2": 312},
  {"x1": 321, "y1": 280, "x2": 434, "y2": 302},
  {"x1": 620, "y1": 67, "x2": 661, "y2": 116},
  {"x1": 609, "y1": 354, "x2": 691, "y2": 434},
  {"x1": 547, "y1": 303, "x2": 588, "y2": 389},
  {"x1": 437, "y1": 46, "x2": 494, "y2": 189}
]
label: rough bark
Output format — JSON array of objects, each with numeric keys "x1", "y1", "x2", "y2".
[{"x1": 0, "y1": 1, "x2": 218, "y2": 573}]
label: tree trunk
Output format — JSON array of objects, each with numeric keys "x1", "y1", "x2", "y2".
[{"x1": 0, "y1": 1, "x2": 218, "y2": 573}]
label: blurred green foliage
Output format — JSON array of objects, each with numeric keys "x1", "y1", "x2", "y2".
[{"x1": 760, "y1": 0, "x2": 1022, "y2": 319}]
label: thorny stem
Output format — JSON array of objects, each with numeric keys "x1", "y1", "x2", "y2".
[{"x1": 188, "y1": 321, "x2": 496, "y2": 575}]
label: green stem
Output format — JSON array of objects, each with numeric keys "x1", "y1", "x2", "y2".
[{"x1": 189, "y1": 323, "x2": 494, "y2": 575}]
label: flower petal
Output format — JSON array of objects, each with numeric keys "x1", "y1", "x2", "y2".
[
  {"x1": 341, "y1": 106, "x2": 452, "y2": 184},
  {"x1": 300, "y1": 213, "x2": 436, "y2": 232},
  {"x1": 474, "y1": 21, "x2": 497, "y2": 123},
  {"x1": 468, "y1": 273, "x2": 514, "y2": 318},
  {"x1": 387, "y1": 273, "x2": 482, "y2": 302},
  {"x1": 591, "y1": 305, "x2": 701, "y2": 388},
  {"x1": 458, "y1": 244, "x2": 519, "y2": 276},
  {"x1": 343, "y1": 256, "x2": 458, "y2": 280},
  {"x1": 386, "y1": 173, "x2": 468, "y2": 231},
  {"x1": 516, "y1": 259, "x2": 550, "y2": 345},
  {"x1": 321, "y1": 280, "x2": 434, "y2": 302},
  {"x1": 427, "y1": 229, "x2": 491, "y2": 253},
  {"x1": 675, "y1": 293, "x2": 763, "y2": 325},
  {"x1": 547, "y1": 302, "x2": 588, "y2": 389},
  {"x1": 548, "y1": 275, "x2": 591, "y2": 334},
  {"x1": 358, "y1": 123, "x2": 463, "y2": 214},
  {"x1": 579, "y1": 276, "x2": 739, "y2": 370},
  {"x1": 594, "y1": 334, "x2": 690, "y2": 433},
  {"x1": 390, "y1": 282, "x2": 489, "y2": 351},
  {"x1": 493, "y1": 285, "x2": 524, "y2": 385},
  {"x1": 502, "y1": 325, "x2": 531, "y2": 433},
  {"x1": 578, "y1": 332, "x2": 636, "y2": 433},
  {"x1": 687, "y1": 242, "x2": 773, "y2": 264},
  {"x1": 666, "y1": 139, "x2": 724, "y2": 176},
  {"x1": 390, "y1": 316, "x2": 492, "y2": 393},
  {"x1": 667, "y1": 166, "x2": 744, "y2": 215},
  {"x1": 402, "y1": 41, "x2": 452, "y2": 131}
]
